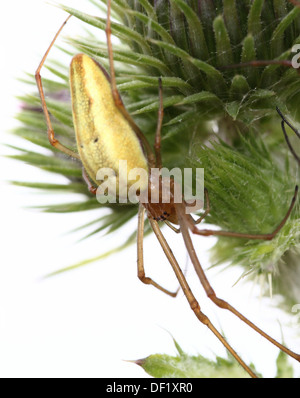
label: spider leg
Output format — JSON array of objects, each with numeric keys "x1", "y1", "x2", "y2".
[
  {"x1": 137, "y1": 205, "x2": 178, "y2": 297},
  {"x1": 194, "y1": 187, "x2": 210, "y2": 225},
  {"x1": 189, "y1": 185, "x2": 298, "y2": 240},
  {"x1": 82, "y1": 168, "x2": 97, "y2": 195},
  {"x1": 175, "y1": 202, "x2": 300, "y2": 363},
  {"x1": 164, "y1": 185, "x2": 222, "y2": 233},
  {"x1": 289, "y1": 0, "x2": 300, "y2": 8},
  {"x1": 164, "y1": 187, "x2": 210, "y2": 233},
  {"x1": 149, "y1": 216, "x2": 257, "y2": 378},
  {"x1": 276, "y1": 107, "x2": 300, "y2": 165},
  {"x1": 221, "y1": 59, "x2": 300, "y2": 75},
  {"x1": 35, "y1": 15, "x2": 80, "y2": 160},
  {"x1": 154, "y1": 78, "x2": 164, "y2": 169},
  {"x1": 164, "y1": 220, "x2": 181, "y2": 233}
]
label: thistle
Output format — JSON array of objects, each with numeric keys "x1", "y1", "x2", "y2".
[{"x1": 12, "y1": 0, "x2": 300, "y2": 377}]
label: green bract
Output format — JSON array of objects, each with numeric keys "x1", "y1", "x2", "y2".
[{"x1": 11, "y1": 0, "x2": 300, "y2": 377}]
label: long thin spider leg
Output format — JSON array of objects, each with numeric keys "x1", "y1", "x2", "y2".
[
  {"x1": 194, "y1": 188, "x2": 210, "y2": 225},
  {"x1": 154, "y1": 78, "x2": 164, "y2": 169},
  {"x1": 176, "y1": 202, "x2": 300, "y2": 363},
  {"x1": 105, "y1": 0, "x2": 155, "y2": 167},
  {"x1": 276, "y1": 107, "x2": 300, "y2": 165},
  {"x1": 82, "y1": 168, "x2": 97, "y2": 195},
  {"x1": 164, "y1": 220, "x2": 181, "y2": 233},
  {"x1": 289, "y1": 0, "x2": 300, "y2": 8},
  {"x1": 164, "y1": 188, "x2": 210, "y2": 233},
  {"x1": 35, "y1": 15, "x2": 80, "y2": 160},
  {"x1": 164, "y1": 187, "x2": 210, "y2": 233},
  {"x1": 149, "y1": 217, "x2": 257, "y2": 378},
  {"x1": 137, "y1": 205, "x2": 178, "y2": 297},
  {"x1": 276, "y1": 108, "x2": 300, "y2": 139},
  {"x1": 190, "y1": 185, "x2": 298, "y2": 240},
  {"x1": 281, "y1": 121, "x2": 300, "y2": 164},
  {"x1": 221, "y1": 60, "x2": 300, "y2": 75}
]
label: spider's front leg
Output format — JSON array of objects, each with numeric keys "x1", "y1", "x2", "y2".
[
  {"x1": 193, "y1": 187, "x2": 211, "y2": 225},
  {"x1": 149, "y1": 215, "x2": 257, "y2": 378},
  {"x1": 164, "y1": 188, "x2": 211, "y2": 234},
  {"x1": 137, "y1": 204, "x2": 178, "y2": 297},
  {"x1": 277, "y1": 107, "x2": 300, "y2": 165},
  {"x1": 35, "y1": 15, "x2": 80, "y2": 161}
]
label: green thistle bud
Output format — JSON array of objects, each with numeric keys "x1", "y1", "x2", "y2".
[{"x1": 11, "y1": 0, "x2": 300, "y2": 377}]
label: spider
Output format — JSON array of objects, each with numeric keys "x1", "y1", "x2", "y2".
[{"x1": 35, "y1": 0, "x2": 300, "y2": 378}]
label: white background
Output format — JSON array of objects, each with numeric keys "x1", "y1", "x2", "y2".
[{"x1": 0, "y1": 0, "x2": 299, "y2": 378}]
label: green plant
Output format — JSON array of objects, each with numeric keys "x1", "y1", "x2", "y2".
[{"x1": 12, "y1": 0, "x2": 300, "y2": 377}]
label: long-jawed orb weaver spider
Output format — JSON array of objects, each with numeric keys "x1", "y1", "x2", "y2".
[{"x1": 35, "y1": 0, "x2": 300, "y2": 378}]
